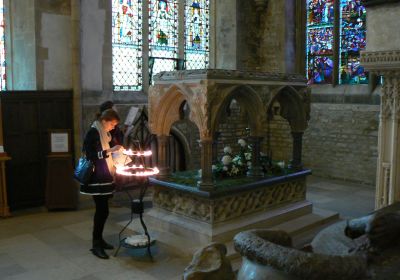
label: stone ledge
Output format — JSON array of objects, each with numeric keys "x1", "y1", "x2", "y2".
[
  {"x1": 362, "y1": 0, "x2": 400, "y2": 7},
  {"x1": 361, "y1": 50, "x2": 400, "y2": 72},
  {"x1": 153, "y1": 69, "x2": 306, "y2": 83}
]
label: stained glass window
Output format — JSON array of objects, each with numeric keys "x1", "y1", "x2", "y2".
[
  {"x1": 306, "y1": 0, "x2": 334, "y2": 84},
  {"x1": 339, "y1": 0, "x2": 367, "y2": 84},
  {"x1": 112, "y1": 0, "x2": 142, "y2": 91},
  {"x1": 149, "y1": 0, "x2": 178, "y2": 76},
  {"x1": 184, "y1": 0, "x2": 209, "y2": 70},
  {"x1": 306, "y1": 0, "x2": 368, "y2": 85},
  {"x1": 0, "y1": 0, "x2": 6, "y2": 91}
]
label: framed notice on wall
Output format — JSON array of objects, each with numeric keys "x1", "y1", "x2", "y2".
[{"x1": 48, "y1": 129, "x2": 71, "y2": 154}]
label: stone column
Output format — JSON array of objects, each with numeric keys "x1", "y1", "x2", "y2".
[
  {"x1": 199, "y1": 139, "x2": 215, "y2": 191},
  {"x1": 246, "y1": 136, "x2": 264, "y2": 177},
  {"x1": 290, "y1": 131, "x2": 304, "y2": 171},
  {"x1": 360, "y1": 1, "x2": 400, "y2": 208},
  {"x1": 157, "y1": 135, "x2": 170, "y2": 177},
  {"x1": 71, "y1": 0, "x2": 83, "y2": 160},
  {"x1": 374, "y1": 73, "x2": 400, "y2": 209},
  {"x1": 389, "y1": 76, "x2": 400, "y2": 205},
  {"x1": 212, "y1": 131, "x2": 221, "y2": 164}
]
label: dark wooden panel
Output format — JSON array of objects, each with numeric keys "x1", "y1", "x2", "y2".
[{"x1": 1, "y1": 91, "x2": 73, "y2": 210}]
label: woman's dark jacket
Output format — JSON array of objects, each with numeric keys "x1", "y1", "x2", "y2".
[{"x1": 80, "y1": 127, "x2": 115, "y2": 195}]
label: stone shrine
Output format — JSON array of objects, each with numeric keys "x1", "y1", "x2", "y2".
[{"x1": 138, "y1": 69, "x2": 337, "y2": 255}]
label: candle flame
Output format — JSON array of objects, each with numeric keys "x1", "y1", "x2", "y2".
[
  {"x1": 116, "y1": 165, "x2": 159, "y2": 177},
  {"x1": 123, "y1": 149, "x2": 152, "y2": 157}
]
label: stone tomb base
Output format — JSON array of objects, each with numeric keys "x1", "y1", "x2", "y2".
[{"x1": 123, "y1": 170, "x2": 338, "y2": 256}]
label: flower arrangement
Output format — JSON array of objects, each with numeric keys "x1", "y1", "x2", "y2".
[
  {"x1": 212, "y1": 138, "x2": 287, "y2": 178},
  {"x1": 212, "y1": 139, "x2": 251, "y2": 178}
]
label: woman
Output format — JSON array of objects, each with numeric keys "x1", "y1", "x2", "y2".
[{"x1": 81, "y1": 109, "x2": 123, "y2": 259}]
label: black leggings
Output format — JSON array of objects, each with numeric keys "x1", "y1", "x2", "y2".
[{"x1": 92, "y1": 195, "x2": 111, "y2": 245}]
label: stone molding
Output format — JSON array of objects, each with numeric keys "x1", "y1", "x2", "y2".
[
  {"x1": 360, "y1": 51, "x2": 400, "y2": 73},
  {"x1": 152, "y1": 179, "x2": 306, "y2": 223},
  {"x1": 153, "y1": 69, "x2": 306, "y2": 83},
  {"x1": 362, "y1": 0, "x2": 400, "y2": 7}
]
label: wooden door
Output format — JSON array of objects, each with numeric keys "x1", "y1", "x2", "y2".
[{"x1": 1, "y1": 91, "x2": 73, "y2": 210}]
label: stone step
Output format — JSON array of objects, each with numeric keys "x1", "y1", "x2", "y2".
[
  {"x1": 224, "y1": 207, "x2": 339, "y2": 260},
  {"x1": 270, "y1": 207, "x2": 339, "y2": 237},
  {"x1": 117, "y1": 205, "x2": 339, "y2": 260},
  {"x1": 270, "y1": 207, "x2": 339, "y2": 249},
  {"x1": 213, "y1": 200, "x2": 313, "y2": 243}
]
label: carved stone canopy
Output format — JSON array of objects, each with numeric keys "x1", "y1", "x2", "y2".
[
  {"x1": 148, "y1": 69, "x2": 309, "y2": 139},
  {"x1": 149, "y1": 69, "x2": 309, "y2": 189}
]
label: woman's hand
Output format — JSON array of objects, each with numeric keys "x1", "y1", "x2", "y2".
[{"x1": 108, "y1": 145, "x2": 123, "y2": 154}]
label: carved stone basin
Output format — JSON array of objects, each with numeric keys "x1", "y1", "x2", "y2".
[
  {"x1": 234, "y1": 229, "x2": 367, "y2": 280},
  {"x1": 234, "y1": 202, "x2": 400, "y2": 280}
]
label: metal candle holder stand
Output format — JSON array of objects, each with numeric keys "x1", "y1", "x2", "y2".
[{"x1": 114, "y1": 147, "x2": 157, "y2": 259}]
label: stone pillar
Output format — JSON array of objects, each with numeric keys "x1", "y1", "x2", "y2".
[
  {"x1": 199, "y1": 139, "x2": 215, "y2": 191},
  {"x1": 212, "y1": 131, "x2": 221, "y2": 164},
  {"x1": 246, "y1": 136, "x2": 264, "y2": 177},
  {"x1": 157, "y1": 135, "x2": 170, "y2": 177},
  {"x1": 290, "y1": 131, "x2": 304, "y2": 171},
  {"x1": 374, "y1": 73, "x2": 400, "y2": 209},
  {"x1": 360, "y1": 0, "x2": 400, "y2": 209}
]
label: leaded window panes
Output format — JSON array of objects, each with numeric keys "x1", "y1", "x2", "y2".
[
  {"x1": 149, "y1": 0, "x2": 178, "y2": 76},
  {"x1": 306, "y1": 0, "x2": 368, "y2": 85},
  {"x1": 0, "y1": 0, "x2": 6, "y2": 90},
  {"x1": 306, "y1": 0, "x2": 334, "y2": 84},
  {"x1": 112, "y1": 0, "x2": 210, "y2": 91},
  {"x1": 184, "y1": 0, "x2": 209, "y2": 70},
  {"x1": 339, "y1": 0, "x2": 367, "y2": 84},
  {"x1": 112, "y1": 0, "x2": 142, "y2": 91}
]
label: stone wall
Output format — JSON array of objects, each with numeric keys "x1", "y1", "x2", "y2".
[
  {"x1": 36, "y1": 0, "x2": 72, "y2": 90},
  {"x1": 268, "y1": 117, "x2": 293, "y2": 164},
  {"x1": 303, "y1": 103, "x2": 379, "y2": 186},
  {"x1": 236, "y1": 0, "x2": 296, "y2": 73},
  {"x1": 172, "y1": 121, "x2": 201, "y2": 171},
  {"x1": 7, "y1": 0, "x2": 37, "y2": 89},
  {"x1": 6, "y1": 0, "x2": 72, "y2": 90}
]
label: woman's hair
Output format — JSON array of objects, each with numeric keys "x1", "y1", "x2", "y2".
[
  {"x1": 99, "y1": 101, "x2": 114, "y2": 113},
  {"x1": 96, "y1": 109, "x2": 120, "y2": 122}
]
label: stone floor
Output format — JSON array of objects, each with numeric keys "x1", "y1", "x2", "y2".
[{"x1": 0, "y1": 176, "x2": 375, "y2": 280}]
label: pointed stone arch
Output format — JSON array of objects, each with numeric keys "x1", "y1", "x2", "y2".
[
  {"x1": 268, "y1": 85, "x2": 310, "y2": 132},
  {"x1": 210, "y1": 85, "x2": 267, "y2": 137},
  {"x1": 149, "y1": 84, "x2": 201, "y2": 136},
  {"x1": 267, "y1": 86, "x2": 311, "y2": 170}
]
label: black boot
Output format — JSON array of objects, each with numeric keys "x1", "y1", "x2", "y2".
[
  {"x1": 91, "y1": 240, "x2": 109, "y2": 259},
  {"x1": 90, "y1": 247, "x2": 109, "y2": 259},
  {"x1": 101, "y1": 239, "x2": 114, "y2": 250}
]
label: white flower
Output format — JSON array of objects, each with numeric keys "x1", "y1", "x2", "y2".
[
  {"x1": 223, "y1": 166, "x2": 228, "y2": 171},
  {"x1": 237, "y1": 160, "x2": 243, "y2": 166},
  {"x1": 245, "y1": 152, "x2": 252, "y2": 161},
  {"x1": 230, "y1": 165, "x2": 239, "y2": 175},
  {"x1": 223, "y1": 146, "x2": 232, "y2": 154},
  {"x1": 221, "y1": 155, "x2": 232, "y2": 165},
  {"x1": 198, "y1": 169, "x2": 202, "y2": 177},
  {"x1": 238, "y1": 139, "x2": 247, "y2": 147},
  {"x1": 212, "y1": 165, "x2": 217, "y2": 171},
  {"x1": 278, "y1": 161, "x2": 285, "y2": 168}
]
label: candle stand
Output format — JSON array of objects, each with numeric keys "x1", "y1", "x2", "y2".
[{"x1": 114, "y1": 149, "x2": 159, "y2": 259}]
